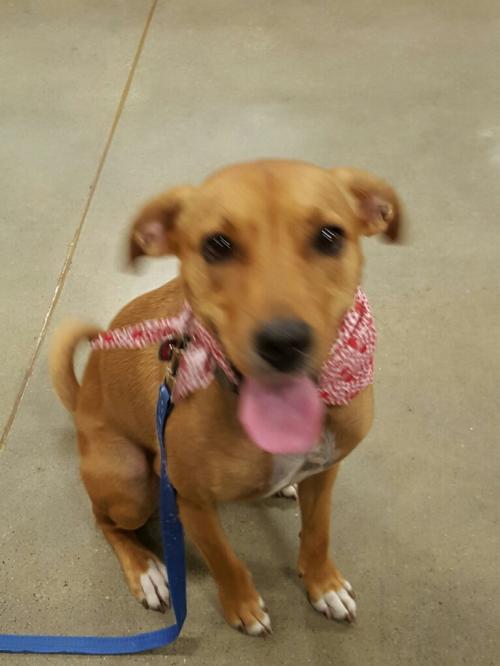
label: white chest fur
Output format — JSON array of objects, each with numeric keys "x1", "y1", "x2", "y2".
[{"x1": 266, "y1": 429, "x2": 339, "y2": 497}]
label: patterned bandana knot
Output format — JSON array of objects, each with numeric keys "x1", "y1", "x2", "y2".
[{"x1": 91, "y1": 287, "x2": 376, "y2": 406}]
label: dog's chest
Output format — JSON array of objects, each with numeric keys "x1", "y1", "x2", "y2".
[{"x1": 266, "y1": 429, "x2": 339, "y2": 496}]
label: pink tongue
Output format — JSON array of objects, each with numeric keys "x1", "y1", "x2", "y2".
[{"x1": 238, "y1": 376, "x2": 325, "y2": 455}]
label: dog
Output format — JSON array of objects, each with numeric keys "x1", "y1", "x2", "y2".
[{"x1": 50, "y1": 159, "x2": 402, "y2": 636}]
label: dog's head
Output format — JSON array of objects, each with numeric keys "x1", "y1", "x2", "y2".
[{"x1": 129, "y1": 160, "x2": 402, "y2": 380}]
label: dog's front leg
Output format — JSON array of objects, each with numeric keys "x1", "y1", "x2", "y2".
[
  {"x1": 178, "y1": 497, "x2": 271, "y2": 636},
  {"x1": 297, "y1": 465, "x2": 357, "y2": 622}
]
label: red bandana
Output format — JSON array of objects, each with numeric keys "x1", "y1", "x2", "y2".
[{"x1": 91, "y1": 287, "x2": 376, "y2": 405}]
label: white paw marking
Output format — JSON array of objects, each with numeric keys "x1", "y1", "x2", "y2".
[
  {"x1": 311, "y1": 580, "x2": 356, "y2": 622},
  {"x1": 243, "y1": 611, "x2": 272, "y2": 636},
  {"x1": 276, "y1": 484, "x2": 298, "y2": 500},
  {"x1": 343, "y1": 579, "x2": 353, "y2": 593},
  {"x1": 233, "y1": 598, "x2": 272, "y2": 636},
  {"x1": 139, "y1": 559, "x2": 170, "y2": 612}
]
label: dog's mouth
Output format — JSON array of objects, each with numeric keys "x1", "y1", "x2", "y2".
[
  {"x1": 206, "y1": 317, "x2": 325, "y2": 456},
  {"x1": 237, "y1": 374, "x2": 325, "y2": 455},
  {"x1": 219, "y1": 359, "x2": 325, "y2": 456}
]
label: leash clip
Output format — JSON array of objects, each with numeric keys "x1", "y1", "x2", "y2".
[{"x1": 159, "y1": 336, "x2": 189, "y2": 391}]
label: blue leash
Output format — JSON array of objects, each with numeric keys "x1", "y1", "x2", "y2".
[{"x1": 0, "y1": 382, "x2": 186, "y2": 654}]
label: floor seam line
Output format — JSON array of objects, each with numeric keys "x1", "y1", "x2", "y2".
[{"x1": 0, "y1": 0, "x2": 159, "y2": 450}]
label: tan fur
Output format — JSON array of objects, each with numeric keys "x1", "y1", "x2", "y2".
[
  {"x1": 50, "y1": 159, "x2": 402, "y2": 633},
  {"x1": 49, "y1": 320, "x2": 100, "y2": 412}
]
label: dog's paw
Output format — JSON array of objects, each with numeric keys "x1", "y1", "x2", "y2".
[
  {"x1": 139, "y1": 559, "x2": 170, "y2": 612},
  {"x1": 274, "y1": 484, "x2": 298, "y2": 500},
  {"x1": 225, "y1": 595, "x2": 272, "y2": 637},
  {"x1": 310, "y1": 580, "x2": 356, "y2": 623}
]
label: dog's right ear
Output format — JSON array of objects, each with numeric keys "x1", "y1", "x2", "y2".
[{"x1": 128, "y1": 186, "x2": 194, "y2": 264}]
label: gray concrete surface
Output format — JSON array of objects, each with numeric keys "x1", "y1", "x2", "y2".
[{"x1": 1, "y1": 1, "x2": 499, "y2": 664}]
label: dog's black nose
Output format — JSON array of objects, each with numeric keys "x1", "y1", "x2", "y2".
[{"x1": 255, "y1": 318, "x2": 312, "y2": 372}]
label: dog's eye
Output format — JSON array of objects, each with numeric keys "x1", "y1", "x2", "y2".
[
  {"x1": 201, "y1": 234, "x2": 235, "y2": 263},
  {"x1": 313, "y1": 225, "x2": 345, "y2": 256}
]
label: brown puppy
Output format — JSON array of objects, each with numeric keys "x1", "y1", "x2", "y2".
[{"x1": 50, "y1": 160, "x2": 402, "y2": 636}]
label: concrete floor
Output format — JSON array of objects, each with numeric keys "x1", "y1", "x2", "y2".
[{"x1": 1, "y1": 0, "x2": 499, "y2": 663}]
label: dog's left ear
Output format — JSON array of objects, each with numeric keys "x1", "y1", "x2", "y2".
[{"x1": 331, "y1": 168, "x2": 403, "y2": 242}]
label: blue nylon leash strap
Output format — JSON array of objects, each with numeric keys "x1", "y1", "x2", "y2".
[{"x1": 0, "y1": 382, "x2": 186, "y2": 655}]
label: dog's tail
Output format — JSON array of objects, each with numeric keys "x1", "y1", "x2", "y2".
[{"x1": 49, "y1": 321, "x2": 101, "y2": 413}]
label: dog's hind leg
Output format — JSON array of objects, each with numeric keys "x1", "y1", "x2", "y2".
[{"x1": 79, "y1": 429, "x2": 170, "y2": 612}]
